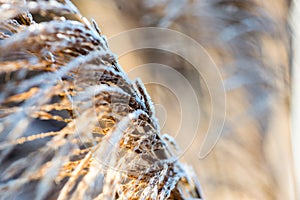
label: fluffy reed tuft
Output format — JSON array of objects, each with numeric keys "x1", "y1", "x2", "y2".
[{"x1": 0, "y1": 1, "x2": 202, "y2": 199}]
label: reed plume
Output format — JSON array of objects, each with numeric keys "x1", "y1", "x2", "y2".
[{"x1": 0, "y1": 1, "x2": 202, "y2": 199}]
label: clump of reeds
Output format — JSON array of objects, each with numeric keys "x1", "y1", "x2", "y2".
[{"x1": 0, "y1": 1, "x2": 202, "y2": 199}]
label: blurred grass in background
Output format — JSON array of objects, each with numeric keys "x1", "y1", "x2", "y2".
[{"x1": 72, "y1": 0, "x2": 298, "y2": 199}]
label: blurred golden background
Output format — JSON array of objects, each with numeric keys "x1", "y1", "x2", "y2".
[{"x1": 73, "y1": 0, "x2": 297, "y2": 199}]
